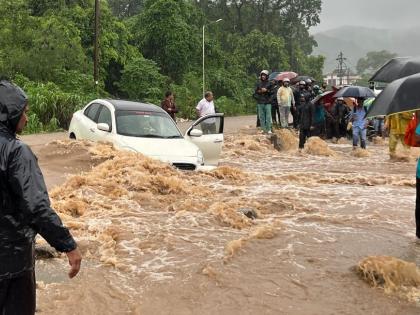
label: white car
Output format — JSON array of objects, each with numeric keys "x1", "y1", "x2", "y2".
[{"x1": 68, "y1": 99, "x2": 224, "y2": 170}]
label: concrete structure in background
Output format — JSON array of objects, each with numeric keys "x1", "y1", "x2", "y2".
[{"x1": 323, "y1": 73, "x2": 361, "y2": 86}]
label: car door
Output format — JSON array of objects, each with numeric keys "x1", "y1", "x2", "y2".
[
  {"x1": 185, "y1": 114, "x2": 224, "y2": 166},
  {"x1": 79, "y1": 103, "x2": 101, "y2": 140},
  {"x1": 90, "y1": 105, "x2": 114, "y2": 142}
]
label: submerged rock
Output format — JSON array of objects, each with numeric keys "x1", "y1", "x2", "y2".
[
  {"x1": 238, "y1": 208, "x2": 258, "y2": 219},
  {"x1": 272, "y1": 129, "x2": 299, "y2": 151}
]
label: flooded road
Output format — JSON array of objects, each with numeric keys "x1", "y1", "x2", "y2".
[{"x1": 30, "y1": 125, "x2": 420, "y2": 314}]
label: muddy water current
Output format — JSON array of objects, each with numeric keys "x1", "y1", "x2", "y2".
[{"x1": 34, "y1": 132, "x2": 420, "y2": 314}]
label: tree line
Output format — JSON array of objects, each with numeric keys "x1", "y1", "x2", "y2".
[{"x1": 0, "y1": 0, "x2": 325, "y2": 132}]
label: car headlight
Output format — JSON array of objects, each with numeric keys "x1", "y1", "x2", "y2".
[{"x1": 197, "y1": 150, "x2": 204, "y2": 165}]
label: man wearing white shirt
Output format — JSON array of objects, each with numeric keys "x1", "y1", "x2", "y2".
[{"x1": 196, "y1": 91, "x2": 217, "y2": 134}]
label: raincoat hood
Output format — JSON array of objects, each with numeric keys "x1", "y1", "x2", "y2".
[
  {"x1": 0, "y1": 81, "x2": 76, "y2": 280},
  {"x1": 0, "y1": 80, "x2": 28, "y2": 135}
]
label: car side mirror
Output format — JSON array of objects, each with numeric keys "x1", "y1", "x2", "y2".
[
  {"x1": 97, "y1": 123, "x2": 110, "y2": 132},
  {"x1": 190, "y1": 129, "x2": 203, "y2": 137}
]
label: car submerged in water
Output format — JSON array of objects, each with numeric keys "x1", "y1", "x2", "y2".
[{"x1": 68, "y1": 99, "x2": 224, "y2": 171}]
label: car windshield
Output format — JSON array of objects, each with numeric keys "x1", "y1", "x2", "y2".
[{"x1": 116, "y1": 110, "x2": 182, "y2": 138}]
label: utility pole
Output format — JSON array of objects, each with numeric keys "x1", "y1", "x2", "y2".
[
  {"x1": 94, "y1": 0, "x2": 100, "y2": 87},
  {"x1": 336, "y1": 51, "x2": 347, "y2": 86}
]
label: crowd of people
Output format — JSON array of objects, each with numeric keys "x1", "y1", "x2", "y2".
[{"x1": 253, "y1": 70, "x2": 378, "y2": 150}]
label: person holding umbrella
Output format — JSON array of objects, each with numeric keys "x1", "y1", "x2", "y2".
[
  {"x1": 253, "y1": 70, "x2": 273, "y2": 134},
  {"x1": 351, "y1": 99, "x2": 368, "y2": 149}
]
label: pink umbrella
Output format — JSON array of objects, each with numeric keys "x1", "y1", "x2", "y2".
[{"x1": 275, "y1": 71, "x2": 298, "y2": 81}]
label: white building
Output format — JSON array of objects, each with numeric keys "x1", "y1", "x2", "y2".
[{"x1": 324, "y1": 73, "x2": 361, "y2": 87}]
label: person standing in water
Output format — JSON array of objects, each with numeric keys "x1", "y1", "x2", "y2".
[
  {"x1": 277, "y1": 78, "x2": 295, "y2": 128},
  {"x1": 351, "y1": 99, "x2": 368, "y2": 149},
  {"x1": 0, "y1": 80, "x2": 82, "y2": 315},
  {"x1": 384, "y1": 112, "x2": 412, "y2": 159},
  {"x1": 298, "y1": 95, "x2": 314, "y2": 151},
  {"x1": 253, "y1": 70, "x2": 273, "y2": 134}
]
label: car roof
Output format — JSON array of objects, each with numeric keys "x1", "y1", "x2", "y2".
[{"x1": 105, "y1": 99, "x2": 164, "y2": 113}]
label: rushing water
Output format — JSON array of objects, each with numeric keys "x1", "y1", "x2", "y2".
[{"x1": 34, "y1": 132, "x2": 420, "y2": 314}]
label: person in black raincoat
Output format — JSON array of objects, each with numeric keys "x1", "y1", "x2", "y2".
[
  {"x1": 292, "y1": 81, "x2": 310, "y2": 129},
  {"x1": 298, "y1": 95, "x2": 314, "y2": 150},
  {"x1": 331, "y1": 97, "x2": 350, "y2": 139},
  {"x1": 253, "y1": 70, "x2": 274, "y2": 133},
  {"x1": 0, "y1": 80, "x2": 82, "y2": 315},
  {"x1": 270, "y1": 79, "x2": 281, "y2": 126}
]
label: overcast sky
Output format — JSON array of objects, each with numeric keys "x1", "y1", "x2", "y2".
[{"x1": 311, "y1": 0, "x2": 420, "y2": 33}]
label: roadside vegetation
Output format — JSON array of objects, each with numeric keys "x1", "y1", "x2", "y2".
[{"x1": 0, "y1": 0, "x2": 325, "y2": 133}]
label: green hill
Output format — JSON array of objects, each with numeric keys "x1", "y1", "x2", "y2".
[{"x1": 313, "y1": 25, "x2": 420, "y2": 73}]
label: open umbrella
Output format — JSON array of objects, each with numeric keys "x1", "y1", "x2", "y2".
[
  {"x1": 275, "y1": 71, "x2": 298, "y2": 81},
  {"x1": 334, "y1": 86, "x2": 375, "y2": 98},
  {"x1": 311, "y1": 88, "x2": 339, "y2": 111},
  {"x1": 291, "y1": 75, "x2": 315, "y2": 84},
  {"x1": 311, "y1": 91, "x2": 334, "y2": 105},
  {"x1": 369, "y1": 56, "x2": 420, "y2": 83},
  {"x1": 269, "y1": 71, "x2": 280, "y2": 81},
  {"x1": 366, "y1": 73, "x2": 420, "y2": 117}
]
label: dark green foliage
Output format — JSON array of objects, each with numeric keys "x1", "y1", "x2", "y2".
[
  {"x1": 0, "y1": 0, "x2": 324, "y2": 133},
  {"x1": 118, "y1": 56, "x2": 168, "y2": 103}
]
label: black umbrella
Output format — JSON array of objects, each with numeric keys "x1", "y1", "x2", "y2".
[
  {"x1": 333, "y1": 86, "x2": 375, "y2": 98},
  {"x1": 366, "y1": 73, "x2": 420, "y2": 117},
  {"x1": 291, "y1": 75, "x2": 315, "y2": 84},
  {"x1": 370, "y1": 56, "x2": 420, "y2": 83}
]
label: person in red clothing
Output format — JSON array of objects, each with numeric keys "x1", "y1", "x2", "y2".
[{"x1": 161, "y1": 91, "x2": 178, "y2": 121}]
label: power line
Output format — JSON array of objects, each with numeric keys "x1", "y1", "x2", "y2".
[{"x1": 336, "y1": 51, "x2": 349, "y2": 86}]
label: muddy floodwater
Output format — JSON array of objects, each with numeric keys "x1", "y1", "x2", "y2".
[{"x1": 32, "y1": 128, "x2": 420, "y2": 314}]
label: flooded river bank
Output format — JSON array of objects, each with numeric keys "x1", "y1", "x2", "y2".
[{"x1": 34, "y1": 129, "x2": 420, "y2": 314}]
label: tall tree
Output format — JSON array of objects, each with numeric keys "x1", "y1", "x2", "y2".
[
  {"x1": 132, "y1": 0, "x2": 202, "y2": 82},
  {"x1": 356, "y1": 50, "x2": 398, "y2": 75},
  {"x1": 107, "y1": 0, "x2": 144, "y2": 18}
]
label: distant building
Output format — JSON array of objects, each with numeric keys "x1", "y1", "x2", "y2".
[{"x1": 323, "y1": 73, "x2": 361, "y2": 87}]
